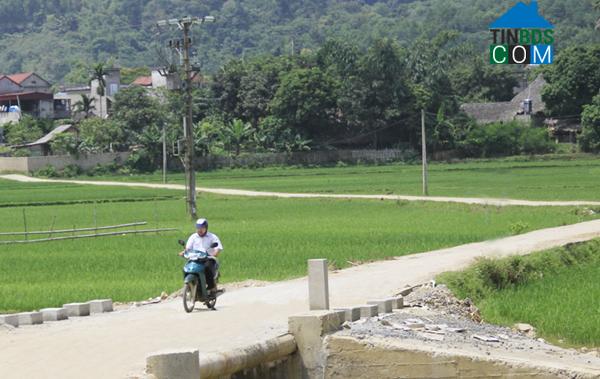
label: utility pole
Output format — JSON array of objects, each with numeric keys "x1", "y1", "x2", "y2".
[
  {"x1": 162, "y1": 121, "x2": 167, "y2": 184},
  {"x1": 421, "y1": 109, "x2": 429, "y2": 196},
  {"x1": 156, "y1": 16, "x2": 215, "y2": 219}
]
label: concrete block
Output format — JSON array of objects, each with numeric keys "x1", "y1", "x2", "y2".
[
  {"x1": 391, "y1": 296, "x2": 404, "y2": 309},
  {"x1": 367, "y1": 298, "x2": 394, "y2": 314},
  {"x1": 334, "y1": 307, "x2": 362, "y2": 322},
  {"x1": 40, "y1": 308, "x2": 69, "y2": 321},
  {"x1": 17, "y1": 312, "x2": 43, "y2": 325},
  {"x1": 308, "y1": 259, "x2": 329, "y2": 310},
  {"x1": 0, "y1": 314, "x2": 19, "y2": 327},
  {"x1": 360, "y1": 304, "x2": 379, "y2": 318},
  {"x1": 146, "y1": 349, "x2": 200, "y2": 379},
  {"x1": 88, "y1": 299, "x2": 113, "y2": 313},
  {"x1": 63, "y1": 302, "x2": 90, "y2": 317},
  {"x1": 288, "y1": 310, "x2": 345, "y2": 378}
]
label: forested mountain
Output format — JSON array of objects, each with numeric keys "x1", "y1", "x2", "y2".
[{"x1": 0, "y1": 0, "x2": 598, "y2": 84}]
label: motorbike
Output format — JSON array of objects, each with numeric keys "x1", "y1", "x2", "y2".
[{"x1": 178, "y1": 239, "x2": 224, "y2": 312}]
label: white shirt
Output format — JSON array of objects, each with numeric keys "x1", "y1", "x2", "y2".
[{"x1": 186, "y1": 232, "x2": 223, "y2": 256}]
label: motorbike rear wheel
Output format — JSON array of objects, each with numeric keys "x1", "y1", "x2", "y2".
[{"x1": 183, "y1": 283, "x2": 195, "y2": 313}]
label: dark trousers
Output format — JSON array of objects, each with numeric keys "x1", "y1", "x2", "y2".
[{"x1": 205, "y1": 260, "x2": 216, "y2": 290}]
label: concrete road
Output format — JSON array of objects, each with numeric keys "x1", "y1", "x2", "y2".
[{"x1": 2, "y1": 219, "x2": 600, "y2": 378}]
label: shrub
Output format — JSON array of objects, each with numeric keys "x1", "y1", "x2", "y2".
[
  {"x1": 458, "y1": 121, "x2": 555, "y2": 158},
  {"x1": 34, "y1": 165, "x2": 58, "y2": 178}
]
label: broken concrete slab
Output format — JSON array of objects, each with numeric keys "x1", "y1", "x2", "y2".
[
  {"x1": 40, "y1": 308, "x2": 69, "y2": 321},
  {"x1": 63, "y1": 303, "x2": 90, "y2": 317},
  {"x1": 0, "y1": 314, "x2": 19, "y2": 327},
  {"x1": 87, "y1": 299, "x2": 113, "y2": 314},
  {"x1": 17, "y1": 312, "x2": 43, "y2": 325},
  {"x1": 359, "y1": 304, "x2": 379, "y2": 318},
  {"x1": 288, "y1": 310, "x2": 345, "y2": 379}
]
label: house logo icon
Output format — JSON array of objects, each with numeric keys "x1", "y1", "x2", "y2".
[{"x1": 489, "y1": 0, "x2": 555, "y2": 65}]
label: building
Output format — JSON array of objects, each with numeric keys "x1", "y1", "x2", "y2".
[
  {"x1": 461, "y1": 75, "x2": 547, "y2": 125},
  {"x1": 0, "y1": 72, "x2": 60, "y2": 126},
  {"x1": 461, "y1": 75, "x2": 582, "y2": 142}
]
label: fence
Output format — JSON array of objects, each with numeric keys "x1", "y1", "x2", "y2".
[{"x1": 0, "y1": 152, "x2": 130, "y2": 173}]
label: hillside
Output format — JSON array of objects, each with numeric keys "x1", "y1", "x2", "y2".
[{"x1": 0, "y1": 0, "x2": 598, "y2": 84}]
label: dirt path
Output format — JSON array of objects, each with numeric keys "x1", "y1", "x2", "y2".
[
  {"x1": 3, "y1": 174, "x2": 600, "y2": 207},
  {"x1": 2, "y1": 219, "x2": 600, "y2": 378}
]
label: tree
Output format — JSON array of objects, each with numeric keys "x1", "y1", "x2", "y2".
[
  {"x1": 542, "y1": 46, "x2": 600, "y2": 116},
  {"x1": 220, "y1": 119, "x2": 253, "y2": 156},
  {"x1": 73, "y1": 94, "x2": 96, "y2": 119},
  {"x1": 90, "y1": 63, "x2": 106, "y2": 117},
  {"x1": 3, "y1": 115, "x2": 44, "y2": 146},
  {"x1": 270, "y1": 67, "x2": 339, "y2": 141},
  {"x1": 78, "y1": 117, "x2": 125, "y2": 152},
  {"x1": 580, "y1": 93, "x2": 600, "y2": 152},
  {"x1": 111, "y1": 86, "x2": 164, "y2": 144}
]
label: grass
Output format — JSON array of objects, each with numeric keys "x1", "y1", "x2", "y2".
[
  {"x1": 1, "y1": 181, "x2": 598, "y2": 312},
  {"x1": 0, "y1": 178, "x2": 183, "y2": 206},
  {"x1": 438, "y1": 240, "x2": 600, "y2": 347},
  {"x1": 79, "y1": 154, "x2": 600, "y2": 201}
]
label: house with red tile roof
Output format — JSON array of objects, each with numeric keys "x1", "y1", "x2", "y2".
[{"x1": 0, "y1": 72, "x2": 70, "y2": 125}]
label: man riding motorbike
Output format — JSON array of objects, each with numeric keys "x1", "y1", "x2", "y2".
[{"x1": 179, "y1": 218, "x2": 223, "y2": 295}]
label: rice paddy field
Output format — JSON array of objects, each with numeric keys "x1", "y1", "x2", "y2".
[
  {"x1": 1, "y1": 176, "x2": 598, "y2": 313},
  {"x1": 438, "y1": 240, "x2": 600, "y2": 347},
  {"x1": 85, "y1": 155, "x2": 600, "y2": 201}
]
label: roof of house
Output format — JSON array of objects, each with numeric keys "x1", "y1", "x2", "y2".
[
  {"x1": 7, "y1": 72, "x2": 35, "y2": 84},
  {"x1": 461, "y1": 75, "x2": 547, "y2": 124},
  {"x1": 15, "y1": 124, "x2": 77, "y2": 147},
  {"x1": 132, "y1": 76, "x2": 153, "y2": 86},
  {"x1": 490, "y1": 1, "x2": 553, "y2": 29}
]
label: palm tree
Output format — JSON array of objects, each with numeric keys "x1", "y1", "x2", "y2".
[
  {"x1": 73, "y1": 94, "x2": 96, "y2": 118},
  {"x1": 90, "y1": 63, "x2": 106, "y2": 117},
  {"x1": 222, "y1": 119, "x2": 253, "y2": 156}
]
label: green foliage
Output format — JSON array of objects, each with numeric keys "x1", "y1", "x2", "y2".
[
  {"x1": 73, "y1": 94, "x2": 96, "y2": 119},
  {"x1": 220, "y1": 119, "x2": 253, "y2": 156},
  {"x1": 0, "y1": 0, "x2": 598, "y2": 84},
  {"x1": 33, "y1": 165, "x2": 58, "y2": 178},
  {"x1": 111, "y1": 86, "x2": 164, "y2": 136},
  {"x1": 50, "y1": 132, "x2": 80, "y2": 156},
  {"x1": 78, "y1": 117, "x2": 125, "y2": 153},
  {"x1": 580, "y1": 93, "x2": 600, "y2": 152},
  {"x1": 459, "y1": 122, "x2": 555, "y2": 158},
  {"x1": 438, "y1": 240, "x2": 600, "y2": 346},
  {"x1": 542, "y1": 46, "x2": 600, "y2": 116},
  {"x1": 3, "y1": 116, "x2": 45, "y2": 146},
  {"x1": 439, "y1": 240, "x2": 600, "y2": 300}
]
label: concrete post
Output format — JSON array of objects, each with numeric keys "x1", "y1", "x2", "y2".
[{"x1": 308, "y1": 259, "x2": 329, "y2": 311}]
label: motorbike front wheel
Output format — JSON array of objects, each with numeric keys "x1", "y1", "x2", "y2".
[{"x1": 183, "y1": 283, "x2": 196, "y2": 313}]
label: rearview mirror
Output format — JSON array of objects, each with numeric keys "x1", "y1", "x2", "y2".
[
  {"x1": 210, "y1": 242, "x2": 219, "y2": 248},
  {"x1": 178, "y1": 239, "x2": 186, "y2": 247}
]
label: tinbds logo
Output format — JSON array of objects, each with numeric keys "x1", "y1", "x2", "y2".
[{"x1": 489, "y1": 0, "x2": 554, "y2": 65}]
